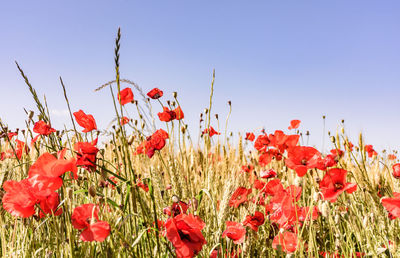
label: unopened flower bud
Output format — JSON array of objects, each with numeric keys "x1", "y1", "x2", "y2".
[{"x1": 89, "y1": 186, "x2": 96, "y2": 197}]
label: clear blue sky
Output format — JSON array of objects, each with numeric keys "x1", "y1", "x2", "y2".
[{"x1": 1, "y1": 1, "x2": 399, "y2": 152}]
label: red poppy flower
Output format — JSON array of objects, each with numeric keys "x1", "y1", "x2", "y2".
[
  {"x1": 118, "y1": 87, "x2": 134, "y2": 105},
  {"x1": 28, "y1": 152, "x2": 78, "y2": 189},
  {"x1": 241, "y1": 164, "x2": 254, "y2": 173},
  {"x1": 2, "y1": 173, "x2": 63, "y2": 218},
  {"x1": 136, "y1": 179, "x2": 149, "y2": 192},
  {"x1": 393, "y1": 164, "x2": 400, "y2": 179},
  {"x1": 73, "y1": 110, "x2": 97, "y2": 133},
  {"x1": 174, "y1": 106, "x2": 184, "y2": 120},
  {"x1": 258, "y1": 149, "x2": 277, "y2": 166},
  {"x1": 165, "y1": 213, "x2": 206, "y2": 258},
  {"x1": 388, "y1": 154, "x2": 397, "y2": 160},
  {"x1": 158, "y1": 107, "x2": 176, "y2": 122},
  {"x1": 74, "y1": 139, "x2": 99, "y2": 171},
  {"x1": 243, "y1": 211, "x2": 265, "y2": 232},
  {"x1": 245, "y1": 132, "x2": 255, "y2": 141},
  {"x1": 272, "y1": 231, "x2": 298, "y2": 253},
  {"x1": 265, "y1": 184, "x2": 304, "y2": 229},
  {"x1": 2, "y1": 179, "x2": 38, "y2": 218},
  {"x1": 297, "y1": 206, "x2": 319, "y2": 222},
  {"x1": 202, "y1": 126, "x2": 220, "y2": 137},
  {"x1": 330, "y1": 149, "x2": 344, "y2": 158},
  {"x1": 222, "y1": 221, "x2": 246, "y2": 244},
  {"x1": 39, "y1": 192, "x2": 63, "y2": 218},
  {"x1": 134, "y1": 129, "x2": 169, "y2": 158},
  {"x1": 169, "y1": 201, "x2": 189, "y2": 217},
  {"x1": 254, "y1": 134, "x2": 270, "y2": 152},
  {"x1": 33, "y1": 120, "x2": 56, "y2": 136},
  {"x1": 285, "y1": 146, "x2": 321, "y2": 177},
  {"x1": 317, "y1": 154, "x2": 337, "y2": 170},
  {"x1": 71, "y1": 204, "x2": 111, "y2": 242},
  {"x1": 319, "y1": 168, "x2": 357, "y2": 202},
  {"x1": 145, "y1": 129, "x2": 169, "y2": 158},
  {"x1": 120, "y1": 116, "x2": 129, "y2": 125},
  {"x1": 260, "y1": 169, "x2": 277, "y2": 179},
  {"x1": 255, "y1": 179, "x2": 284, "y2": 196},
  {"x1": 147, "y1": 87, "x2": 163, "y2": 99},
  {"x1": 7, "y1": 132, "x2": 18, "y2": 139},
  {"x1": 288, "y1": 119, "x2": 301, "y2": 130},
  {"x1": 229, "y1": 187, "x2": 252, "y2": 208},
  {"x1": 381, "y1": 192, "x2": 400, "y2": 219},
  {"x1": 258, "y1": 152, "x2": 271, "y2": 167},
  {"x1": 3, "y1": 139, "x2": 30, "y2": 160},
  {"x1": 364, "y1": 145, "x2": 377, "y2": 158}
]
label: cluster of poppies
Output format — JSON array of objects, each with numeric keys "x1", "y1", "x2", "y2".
[
  {"x1": 211, "y1": 120, "x2": 362, "y2": 254},
  {"x1": 2, "y1": 151, "x2": 76, "y2": 218},
  {"x1": 1, "y1": 107, "x2": 109, "y2": 242}
]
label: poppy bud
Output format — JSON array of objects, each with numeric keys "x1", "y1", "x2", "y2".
[
  {"x1": 167, "y1": 100, "x2": 171, "y2": 105},
  {"x1": 173, "y1": 92, "x2": 177, "y2": 98},
  {"x1": 28, "y1": 110, "x2": 34, "y2": 120},
  {"x1": 190, "y1": 198, "x2": 198, "y2": 211},
  {"x1": 181, "y1": 126, "x2": 186, "y2": 134},
  {"x1": 392, "y1": 163, "x2": 400, "y2": 179},
  {"x1": 89, "y1": 186, "x2": 96, "y2": 197},
  {"x1": 204, "y1": 108, "x2": 208, "y2": 114},
  {"x1": 341, "y1": 127, "x2": 345, "y2": 134},
  {"x1": 322, "y1": 115, "x2": 326, "y2": 119},
  {"x1": 215, "y1": 114, "x2": 219, "y2": 120},
  {"x1": 330, "y1": 136, "x2": 335, "y2": 143},
  {"x1": 128, "y1": 134, "x2": 135, "y2": 145},
  {"x1": 67, "y1": 187, "x2": 73, "y2": 199},
  {"x1": 228, "y1": 101, "x2": 231, "y2": 106}
]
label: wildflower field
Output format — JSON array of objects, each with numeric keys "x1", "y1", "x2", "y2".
[{"x1": 1, "y1": 29, "x2": 400, "y2": 258}]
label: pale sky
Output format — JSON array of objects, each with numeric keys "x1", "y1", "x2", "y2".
[{"x1": 1, "y1": 1, "x2": 399, "y2": 152}]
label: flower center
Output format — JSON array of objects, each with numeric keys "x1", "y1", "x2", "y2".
[
  {"x1": 178, "y1": 231, "x2": 191, "y2": 241},
  {"x1": 334, "y1": 183, "x2": 344, "y2": 190},
  {"x1": 301, "y1": 159, "x2": 307, "y2": 165}
]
